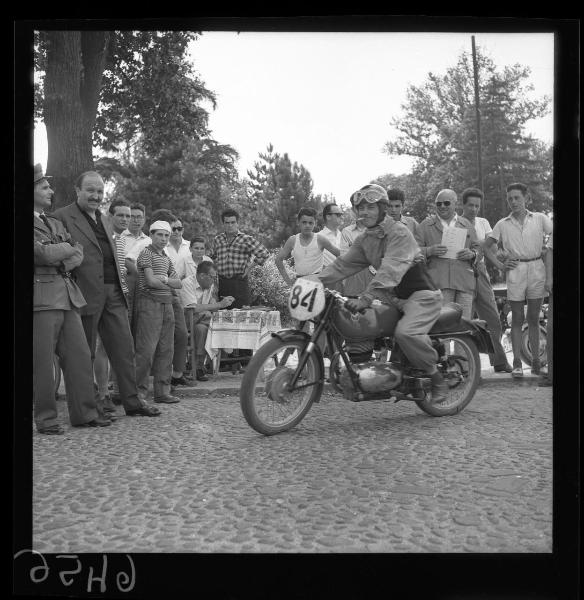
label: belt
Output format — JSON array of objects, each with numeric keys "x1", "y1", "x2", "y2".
[
  {"x1": 518, "y1": 257, "x2": 542, "y2": 262},
  {"x1": 219, "y1": 274, "x2": 246, "y2": 280}
]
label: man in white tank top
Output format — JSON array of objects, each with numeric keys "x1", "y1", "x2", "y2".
[{"x1": 275, "y1": 207, "x2": 340, "y2": 286}]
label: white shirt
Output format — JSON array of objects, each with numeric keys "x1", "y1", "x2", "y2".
[
  {"x1": 123, "y1": 230, "x2": 151, "y2": 261},
  {"x1": 175, "y1": 254, "x2": 213, "y2": 279},
  {"x1": 179, "y1": 276, "x2": 215, "y2": 308},
  {"x1": 165, "y1": 238, "x2": 191, "y2": 267},
  {"x1": 489, "y1": 211, "x2": 553, "y2": 260},
  {"x1": 469, "y1": 216, "x2": 492, "y2": 242},
  {"x1": 438, "y1": 214, "x2": 458, "y2": 229},
  {"x1": 319, "y1": 226, "x2": 342, "y2": 266}
]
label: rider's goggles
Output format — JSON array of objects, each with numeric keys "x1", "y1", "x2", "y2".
[{"x1": 351, "y1": 186, "x2": 388, "y2": 206}]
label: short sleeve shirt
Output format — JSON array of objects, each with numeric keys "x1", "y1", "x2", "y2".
[
  {"x1": 489, "y1": 211, "x2": 553, "y2": 259},
  {"x1": 137, "y1": 245, "x2": 178, "y2": 303}
]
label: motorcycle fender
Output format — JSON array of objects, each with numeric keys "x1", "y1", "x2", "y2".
[
  {"x1": 270, "y1": 329, "x2": 312, "y2": 345},
  {"x1": 466, "y1": 319, "x2": 495, "y2": 354}
]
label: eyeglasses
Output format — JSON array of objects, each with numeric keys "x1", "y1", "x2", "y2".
[
  {"x1": 329, "y1": 212, "x2": 343, "y2": 216},
  {"x1": 172, "y1": 226, "x2": 183, "y2": 231},
  {"x1": 435, "y1": 201, "x2": 452, "y2": 207}
]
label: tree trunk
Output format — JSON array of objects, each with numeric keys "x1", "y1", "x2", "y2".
[{"x1": 44, "y1": 31, "x2": 110, "y2": 210}]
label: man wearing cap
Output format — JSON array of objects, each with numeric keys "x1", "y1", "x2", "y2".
[
  {"x1": 134, "y1": 221, "x2": 183, "y2": 403},
  {"x1": 51, "y1": 171, "x2": 160, "y2": 417},
  {"x1": 483, "y1": 183, "x2": 553, "y2": 378},
  {"x1": 33, "y1": 164, "x2": 111, "y2": 433},
  {"x1": 309, "y1": 184, "x2": 448, "y2": 404}
]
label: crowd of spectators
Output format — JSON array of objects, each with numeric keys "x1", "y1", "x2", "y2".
[{"x1": 33, "y1": 163, "x2": 552, "y2": 434}]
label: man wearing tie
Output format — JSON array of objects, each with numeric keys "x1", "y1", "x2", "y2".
[{"x1": 33, "y1": 164, "x2": 111, "y2": 433}]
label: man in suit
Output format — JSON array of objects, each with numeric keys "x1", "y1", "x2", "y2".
[
  {"x1": 51, "y1": 171, "x2": 160, "y2": 417},
  {"x1": 33, "y1": 164, "x2": 111, "y2": 433},
  {"x1": 415, "y1": 189, "x2": 481, "y2": 319}
]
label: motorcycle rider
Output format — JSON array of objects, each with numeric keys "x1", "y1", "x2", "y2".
[{"x1": 309, "y1": 184, "x2": 448, "y2": 403}]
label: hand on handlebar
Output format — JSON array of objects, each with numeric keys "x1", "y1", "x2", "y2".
[{"x1": 345, "y1": 298, "x2": 369, "y2": 314}]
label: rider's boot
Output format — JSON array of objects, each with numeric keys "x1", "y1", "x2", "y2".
[{"x1": 429, "y1": 371, "x2": 448, "y2": 404}]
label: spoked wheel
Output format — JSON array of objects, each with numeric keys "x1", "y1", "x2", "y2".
[
  {"x1": 240, "y1": 337, "x2": 324, "y2": 435},
  {"x1": 520, "y1": 325, "x2": 547, "y2": 367},
  {"x1": 415, "y1": 335, "x2": 480, "y2": 416}
]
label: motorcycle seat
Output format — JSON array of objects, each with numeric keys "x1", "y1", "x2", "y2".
[{"x1": 429, "y1": 302, "x2": 463, "y2": 333}]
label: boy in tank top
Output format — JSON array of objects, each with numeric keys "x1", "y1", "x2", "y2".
[{"x1": 275, "y1": 207, "x2": 340, "y2": 286}]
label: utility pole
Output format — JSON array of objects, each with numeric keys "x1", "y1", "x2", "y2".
[{"x1": 471, "y1": 35, "x2": 484, "y2": 215}]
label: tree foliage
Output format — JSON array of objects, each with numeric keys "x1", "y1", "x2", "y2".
[
  {"x1": 383, "y1": 49, "x2": 552, "y2": 225},
  {"x1": 35, "y1": 30, "x2": 238, "y2": 215},
  {"x1": 245, "y1": 144, "x2": 324, "y2": 248}
]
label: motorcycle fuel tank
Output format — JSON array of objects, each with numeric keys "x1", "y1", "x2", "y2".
[{"x1": 334, "y1": 301, "x2": 400, "y2": 342}]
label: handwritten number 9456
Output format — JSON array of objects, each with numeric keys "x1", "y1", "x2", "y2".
[{"x1": 13, "y1": 550, "x2": 135, "y2": 593}]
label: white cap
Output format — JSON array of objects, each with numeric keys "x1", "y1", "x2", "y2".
[{"x1": 149, "y1": 220, "x2": 172, "y2": 234}]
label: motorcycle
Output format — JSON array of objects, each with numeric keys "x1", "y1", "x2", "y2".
[
  {"x1": 493, "y1": 285, "x2": 548, "y2": 367},
  {"x1": 240, "y1": 278, "x2": 494, "y2": 436}
]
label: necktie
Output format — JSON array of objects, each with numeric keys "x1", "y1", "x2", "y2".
[{"x1": 39, "y1": 213, "x2": 52, "y2": 233}]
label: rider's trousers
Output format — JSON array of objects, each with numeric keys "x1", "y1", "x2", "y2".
[{"x1": 381, "y1": 289, "x2": 443, "y2": 373}]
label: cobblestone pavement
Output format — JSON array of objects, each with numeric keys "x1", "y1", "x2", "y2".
[{"x1": 32, "y1": 381, "x2": 552, "y2": 554}]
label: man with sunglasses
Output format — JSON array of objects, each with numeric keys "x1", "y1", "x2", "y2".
[
  {"x1": 310, "y1": 184, "x2": 448, "y2": 404},
  {"x1": 415, "y1": 189, "x2": 481, "y2": 319}
]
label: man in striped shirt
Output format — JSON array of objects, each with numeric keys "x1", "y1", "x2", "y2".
[
  {"x1": 93, "y1": 199, "x2": 132, "y2": 415},
  {"x1": 210, "y1": 208, "x2": 270, "y2": 308},
  {"x1": 134, "y1": 221, "x2": 183, "y2": 404}
]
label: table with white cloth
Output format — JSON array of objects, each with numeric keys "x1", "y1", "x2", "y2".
[{"x1": 204, "y1": 309, "x2": 282, "y2": 373}]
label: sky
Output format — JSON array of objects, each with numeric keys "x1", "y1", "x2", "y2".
[{"x1": 34, "y1": 31, "x2": 554, "y2": 207}]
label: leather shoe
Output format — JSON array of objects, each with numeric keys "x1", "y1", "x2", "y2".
[
  {"x1": 125, "y1": 404, "x2": 161, "y2": 417},
  {"x1": 196, "y1": 368, "x2": 209, "y2": 382},
  {"x1": 171, "y1": 375, "x2": 192, "y2": 386},
  {"x1": 38, "y1": 425, "x2": 64, "y2": 435},
  {"x1": 494, "y1": 363, "x2": 513, "y2": 373},
  {"x1": 154, "y1": 395, "x2": 180, "y2": 404},
  {"x1": 101, "y1": 395, "x2": 118, "y2": 413},
  {"x1": 74, "y1": 417, "x2": 112, "y2": 428},
  {"x1": 429, "y1": 371, "x2": 449, "y2": 405}
]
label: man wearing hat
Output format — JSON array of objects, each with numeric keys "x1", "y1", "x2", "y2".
[
  {"x1": 51, "y1": 171, "x2": 160, "y2": 417},
  {"x1": 33, "y1": 164, "x2": 111, "y2": 433},
  {"x1": 133, "y1": 221, "x2": 183, "y2": 404}
]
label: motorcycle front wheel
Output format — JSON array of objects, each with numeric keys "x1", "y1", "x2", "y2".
[
  {"x1": 240, "y1": 337, "x2": 324, "y2": 435},
  {"x1": 415, "y1": 334, "x2": 480, "y2": 417},
  {"x1": 519, "y1": 325, "x2": 547, "y2": 367}
]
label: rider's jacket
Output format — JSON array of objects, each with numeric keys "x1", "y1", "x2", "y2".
[{"x1": 318, "y1": 216, "x2": 437, "y2": 304}]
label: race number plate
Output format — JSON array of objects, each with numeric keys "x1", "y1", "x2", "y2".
[{"x1": 288, "y1": 278, "x2": 326, "y2": 321}]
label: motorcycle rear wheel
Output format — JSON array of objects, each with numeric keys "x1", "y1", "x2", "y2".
[
  {"x1": 519, "y1": 325, "x2": 547, "y2": 367},
  {"x1": 240, "y1": 337, "x2": 323, "y2": 435},
  {"x1": 415, "y1": 334, "x2": 480, "y2": 417}
]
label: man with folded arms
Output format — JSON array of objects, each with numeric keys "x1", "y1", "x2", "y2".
[
  {"x1": 134, "y1": 221, "x2": 183, "y2": 403},
  {"x1": 33, "y1": 164, "x2": 111, "y2": 433}
]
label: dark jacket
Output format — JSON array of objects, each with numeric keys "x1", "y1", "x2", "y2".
[{"x1": 51, "y1": 202, "x2": 128, "y2": 316}]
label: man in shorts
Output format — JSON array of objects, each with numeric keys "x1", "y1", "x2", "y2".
[{"x1": 484, "y1": 183, "x2": 553, "y2": 378}]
